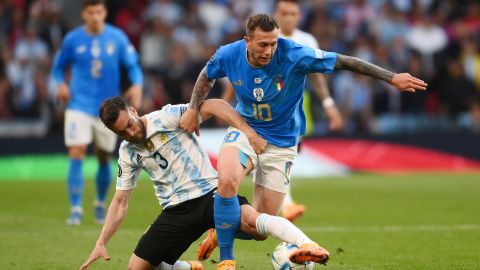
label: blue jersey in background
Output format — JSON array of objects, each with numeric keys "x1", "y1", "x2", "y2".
[
  {"x1": 205, "y1": 38, "x2": 337, "y2": 147},
  {"x1": 52, "y1": 24, "x2": 143, "y2": 116}
]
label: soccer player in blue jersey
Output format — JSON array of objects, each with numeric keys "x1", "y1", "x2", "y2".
[
  {"x1": 51, "y1": 0, "x2": 143, "y2": 226},
  {"x1": 180, "y1": 14, "x2": 427, "y2": 270}
]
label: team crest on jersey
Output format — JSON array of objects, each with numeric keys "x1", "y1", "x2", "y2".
[
  {"x1": 273, "y1": 74, "x2": 284, "y2": 91},
  {"x1": 144, "y1": 139, "x2": 155, "y2": 152},
  {"x1": 253, "y1": 88, "x2": 264, "y2": 102},
  {"x1": 158, "y1": 132, "x2": 169, "y2": 144},
  {"x1": 91, "y1": 40, "x2": 101, "y2": 58},
  {"x1": 107, "y1": 43, "x2": 115, "y2": 55},
  {"x1": 254, "y1": 77, "x2": 262, "y2": 84}
]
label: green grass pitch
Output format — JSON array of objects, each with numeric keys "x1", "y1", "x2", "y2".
[{"x1": 1, "y1": 173, "x2": 479, "y2": 270}]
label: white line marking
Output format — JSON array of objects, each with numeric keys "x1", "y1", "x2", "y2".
[{"x1": 303, "y1": 224, "x2": 480, "y2": 233}]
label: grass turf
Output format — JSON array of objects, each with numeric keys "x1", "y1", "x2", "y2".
[{"x1": 0, "y1": 173, "x2": 479, "y2": 270}]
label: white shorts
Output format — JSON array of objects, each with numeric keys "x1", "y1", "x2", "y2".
[
  {"x1": 64, "y1": 109, "x2": 117, "y2": 152},
  {"x1": 221, "y1": 127, "x2": 297, "y2": 193}
]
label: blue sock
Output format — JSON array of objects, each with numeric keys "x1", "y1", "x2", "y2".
[
  {"x1": 95, "y1": 163, "x2": 112, "y2": 203},
  {"x1": 214, "y1": 194, "x2": 240, "y2": 261},
  {"x1": 67, "y1": 159, "x2": 83, "y2": 208}
]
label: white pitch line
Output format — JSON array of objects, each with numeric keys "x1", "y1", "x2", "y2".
[{"x1": 303, "y1": 224, "x2": 480, "y2": 233}]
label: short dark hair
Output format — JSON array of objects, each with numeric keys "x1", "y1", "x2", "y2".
[
  {"x1": 246, "y1": 14, "x2": 279, "y2": 37},
  {"x1": 83, "y1": 0, "x2": 105, "y2": 8},
  {"x1": 99, "y1": 97, "x2": 128, "y2": 129}
]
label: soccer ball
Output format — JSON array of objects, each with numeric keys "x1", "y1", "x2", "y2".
[{"x1": 272, "y1": 242, "x2": 314, "y2": 270}]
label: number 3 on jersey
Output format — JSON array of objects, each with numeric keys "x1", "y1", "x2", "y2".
[{"x1": 252, "y1": 103, "x2": 272, "y2": 121}]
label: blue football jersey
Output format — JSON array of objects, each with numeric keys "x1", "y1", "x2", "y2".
[
  {"x1": 52, "y1": 24, "x2": 143, "y2": 116},
  {"x1": 205, "y1": 38, "x2": 337, "y2": 147}
]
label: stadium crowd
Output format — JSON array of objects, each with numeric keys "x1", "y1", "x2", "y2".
[{"x1": 0, "y1": 0, "x2": 479, "y2": 136}]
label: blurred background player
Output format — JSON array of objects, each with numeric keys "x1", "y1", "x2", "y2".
[
  {"x1": 275, "y1": 0, "x2": 343, "y2": 222},
  {"x1": 51, "y1": 0, "x2": 143, "y2": 225}
]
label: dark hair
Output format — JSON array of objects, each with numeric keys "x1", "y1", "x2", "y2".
[
  {"x1": 99, "y1": 97, "x2": 128, "y2": 129},
  {"x1": 83, "y1": 0, "x2": 105, "y2": 8},
  {"x1": 246, "y1": 14, "x2": 279, "y2": 37}
]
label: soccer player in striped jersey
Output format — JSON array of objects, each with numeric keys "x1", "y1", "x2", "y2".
[
  {"x1": 79, "y1": 97, "x2": 328, "y2": 270},
  {"x1": 181, "y1": 13, "x2": 427, "y2": 270},
  {"x1": 51, "y1": 0, "x2": 143, "y2": 225}
]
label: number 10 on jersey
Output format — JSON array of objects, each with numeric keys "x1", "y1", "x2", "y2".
[{"x1": 252, "y1": 103, "x2": 272, "y2": 121}]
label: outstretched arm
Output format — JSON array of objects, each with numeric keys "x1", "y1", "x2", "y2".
[
  {"x1": 334, "y1": 54, "x2": 427, "y2": 92},
  {"x1": 79, "y1": 190, "x2": 132, "y2": 270},
  {"x1": 199, "y1": 99, "x2": 267, "y2": 154},
  {"x1": 180, "y1": 67, "x2": 216, "y2": 135}
]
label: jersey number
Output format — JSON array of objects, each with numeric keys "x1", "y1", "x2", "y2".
[
  {"x1": 153, "y1": 151, "x2": 168, "y2": 169},
  {"x1": 224, "y1": 131, "x2": 240, "y2": 143},
  {"x1": 91, "y1": 59, "x2": 102, "y2": 78},
  {"x1": 252, "y1": 103, "x2": 272, "y2": 121}
]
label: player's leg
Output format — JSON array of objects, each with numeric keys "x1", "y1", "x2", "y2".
[
  {"x1": 134, "y1": 191, "x2": 218, "y2": 270},
  {"x1": 93, "y1": 118, "x2": 117, "y2": 224},
  {"x1": 64, "y1": 110, "x2": 92, "y2": 225},
  {"x1": 281, "y1": 187, "x2": 306, "y2": 222},
  {"x1": 215, "y1": 128, "x2": 257, "y2": 265},
  {"x1": 252, "y1": 144, "x2": 297, "y2": 215},
  {"x1": 128, "y1": 254, "x2": 155, "y2": 270},
  {"x1": 241, "y1": 204, "x2": 329, "y2": 264},
  {"x1": 281, "y1": 139, "x2": 306, "y2": 222}
]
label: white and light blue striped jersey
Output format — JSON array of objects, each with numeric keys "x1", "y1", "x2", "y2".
[{"x1": 116, "y1": 104, "x2": 218, "y2": 209}]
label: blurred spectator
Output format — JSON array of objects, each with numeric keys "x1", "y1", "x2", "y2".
[
  {"x1": 145, "y1": 0, "x2": 183, "y2": 26},
  {"x1": 437, "y1": 59, "x2": 476, "y2": 121},
  {"x1": 406, "y1": 14, "x2": 448, "y2": 78},
  {"x1": 1, "y1": 0, "x2": 480, "y2": 136},
  {"x1": 460, "y1": 36, "x2": 480, "y2": 90},
  {"x1": 114, "y1": 0, "x2": 146, "y2": 48},
  {"x1": 470, "y1": 95, "x2": 480, "y2": 133},
  {"x1": 6, "y1": 23, "x2": 48, "y2": 117}
]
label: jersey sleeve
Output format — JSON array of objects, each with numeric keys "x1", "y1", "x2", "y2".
[
  {"x1": 51, "y1": 34, "x2": 73, "y2": 84},
  {"x1": 158, "y1": 104, "x2": 203, "y2": 130},
  {"x1": 295, "y1": 46, "x2": 338, "y2": 75},
  {"x1": 118, "y1": 31, "x2": 143, "y2": 86},
  {"x1": 116, "y1": 145, "x2": 141, "y2": 191},
  {"x1": 205, "y1": 46, "x2": 227, "y2": 80}
]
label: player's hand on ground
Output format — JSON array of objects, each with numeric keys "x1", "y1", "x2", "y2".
[
  {"x1": 325, "y1": 106, "x2": 343, "y2": 131},
  {"x1": 56, "y1": 83, "x2": 70, "y2": 103},
  {"x1": 180, "y1": 108, "x2": 200, "y2": 136},
  {"x1": 390, "y1": 73, "x2": 427, "y2": 93},
  {"x1": 79, "y1": 243, "x2": 111, "y2": 270},
  {"x1": 248, "y1": 133, "x2": 267, "y2": 154}
]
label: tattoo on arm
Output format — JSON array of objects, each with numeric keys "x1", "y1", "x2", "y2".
[
  {"x1": 335, "y1": 54, "x2": 395, "y2": 83},
  {"x1": 189, "y1": 67, "x2": 215, "y2": 110}
]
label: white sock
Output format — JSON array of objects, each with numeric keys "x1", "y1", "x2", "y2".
[
  {"x1": 157, "y1": 261, "x2": 191, "y2": 270},
  {"x1": 282, "y1": 188, "x2": 294, "y2": 210},
  {"x1": 255, "y1": 213, "x2": 314, "y2": 247},
  {"x1": 70, "y1": 206, "x2": 83, "y2": 214}
]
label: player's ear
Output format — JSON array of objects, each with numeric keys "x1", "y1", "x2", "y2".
[{"x1": 129, "y1": 106, "x2": 138, "y2": 116}]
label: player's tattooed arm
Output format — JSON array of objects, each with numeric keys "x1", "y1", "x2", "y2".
[
  {"x1": 334, "y1": 54, "x2": 394, "y2": 83},
  {"x1": 189, "y1": 67, "x2": 216, "y2": 110},
  {"x1": 334, "y1": 54, "x2": 427, "y2": 92}
]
